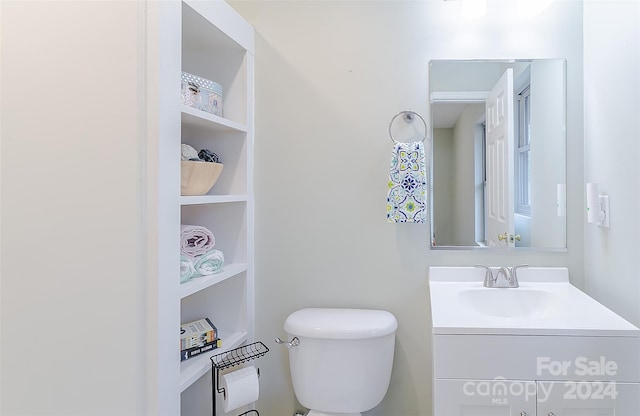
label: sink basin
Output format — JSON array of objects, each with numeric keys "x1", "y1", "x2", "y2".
[
  {"x1": 429, "y1": 266, "x2": 640, "y2": 336},
  {"x1": 457, "y1": 288, "x2": 557, "y2": 318}
]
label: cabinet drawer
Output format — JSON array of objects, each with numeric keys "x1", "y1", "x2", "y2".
[
  {"x1": 434, "y1": 334, "x2": 640, "y2": 381},
  {"x1": 434, "y1": 379, "x2": 536, "y2": 416},
  {"x1": 537, "y1": 381, "x2": 640, "y2": 415}
]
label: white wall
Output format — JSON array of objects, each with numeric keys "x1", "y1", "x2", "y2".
[
  {"x1": 583, "y1": 1, "x2": 640, "y2": 326},
  {"x1": 230, "y1": 1, "x2": 584, "y2": 415},
  {"x1": 530, "y1": 59, "x2": 566, "y2": 247},
  {"x1": 430, "y1": 61, "x2": 503, "y2": 92},
  {"x1": 432, "y1": 128, "x2": 455, "y2": 245},
  {"x1": 1, "y1": 2, "x2": 155, "y2": 414},
  {"x1": 452, "y1": 104, "x2": 484, "y2": 245}
]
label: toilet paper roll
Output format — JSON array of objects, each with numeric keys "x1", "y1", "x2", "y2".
[{"x1": 221, "y1": 366, "x2": 259, "y2": 413}]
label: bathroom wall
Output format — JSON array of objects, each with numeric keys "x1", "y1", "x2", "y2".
[
  {"x1": 433, "y1": 128, "x2": 455, "y2": 246},
  {"x1": 452, "y1": 104, "x2": 484, "y2": 246},
  {"x1": 433, "y1": 108, "x2": 485, "y2": 248},
  {"x1": 583, "y1": 2, "x2": 640, "y2": 326},
  {"x1": 1, "y1": 1, "x2": 154, "y2": 414},
  {"x1": 433, "y1": 103, "x2": 483, "y2": 247},
  {"x1": 530, "y1": 59, "x2": 565, "y2": 247},
  {"x1": 230, "y1": 1, "x2": 584, "y2": 415}
]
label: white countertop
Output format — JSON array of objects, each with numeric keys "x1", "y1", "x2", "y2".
[{"x1": 429, "y1": 267, "x2": 640, "y2": 336}]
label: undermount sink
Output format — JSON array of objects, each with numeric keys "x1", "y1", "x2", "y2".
[
  {"x1": 429, "y1": 266, "x2": 640, "y2": 336},
  {"x1": 457, "y1": 288, "x2": 558, "y2": 318}
]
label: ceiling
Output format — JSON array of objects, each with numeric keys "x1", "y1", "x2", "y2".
[{"x1": 431, "y1": 102, "x2": 473, "y2": 129}]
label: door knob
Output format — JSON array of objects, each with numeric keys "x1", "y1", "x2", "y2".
[
  {"x1": 510, "y1": 234, "x2": 521, "y2": 242},
  {"x1": 497, "y1": 233, "x2": 508, "y2": 241}
]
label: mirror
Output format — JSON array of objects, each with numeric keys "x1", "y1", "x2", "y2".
[{"x1": 429, "y1": 59, "x2": 566, "y2": 249}]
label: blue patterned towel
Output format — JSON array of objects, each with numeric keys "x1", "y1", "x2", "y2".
[{"x1": 387, "y1": 141, "x2": 427, "y2": 223}]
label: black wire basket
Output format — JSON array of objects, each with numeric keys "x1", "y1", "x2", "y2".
[{"x1": 210, "y1": 342, "x2": 269, "y2": 416}]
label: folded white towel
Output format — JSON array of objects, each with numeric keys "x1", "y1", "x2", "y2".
[
  {"x1": 193, "y1": 249, "x2": 224, "y2": 276},
  {"x1": 180, "y1": 225, "x2": 215, "y2": 258},
  {"x1": 180, "y1": 255, "x2": 197, "y2": 283}
]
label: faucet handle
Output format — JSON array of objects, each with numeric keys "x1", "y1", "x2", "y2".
[
  {"x1": 474, "y1": 265, "x2": 494, "y2": 287},
  {"x1": 511, "y1": 264, "x2": 529, "y2": 280}
]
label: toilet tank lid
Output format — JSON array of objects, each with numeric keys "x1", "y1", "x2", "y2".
[{"x1": 284, "y1": 308, "x2": 397, "y2": 339}]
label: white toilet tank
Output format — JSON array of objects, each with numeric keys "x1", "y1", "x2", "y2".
[{"x1": 284, "y1": 308, "x2": 397, "y2": 414}]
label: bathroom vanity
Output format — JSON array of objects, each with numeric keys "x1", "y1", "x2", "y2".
[{"x1": 429, "y1": 267, "x2": 640, "y2": 415}]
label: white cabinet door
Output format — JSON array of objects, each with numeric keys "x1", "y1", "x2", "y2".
[
  {"x1": 537, "y1": 381, "x2": 640, "y2": 416},
  {"x1": 435, "y1": 379, "x2": 536, "y2": 416}
]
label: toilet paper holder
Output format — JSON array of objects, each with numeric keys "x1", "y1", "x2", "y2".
[{"x1": 210, "y1": 341, "x2": 269, "y2": 416}]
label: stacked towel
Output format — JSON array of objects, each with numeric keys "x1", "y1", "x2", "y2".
[
  {"x1": 387, "y1": 141, "x2": 427, "y2": 223},
  {"x1": 194, "y1": 249, "x2": 225, "y2": 276},
  {"x1": 180, "y1": 225, "x2": 216, "y2": 258},
  {"x1": 181, "y1": 254, "x2": 197, "y2": 283},
  {"x1": 180, "y1": 224, "x2": 225, "y2": 284},
  {"x1": 181, "y1": 249, "x2": 225, "y2": 283}
]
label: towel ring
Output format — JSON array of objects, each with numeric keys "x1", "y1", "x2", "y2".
[{"x1": 388, "y1": 110, "x2": 427, "y2": 144}]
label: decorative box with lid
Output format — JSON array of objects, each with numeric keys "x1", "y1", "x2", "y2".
[{"x1": 181, "y1": 71, "x2": 223, "y2": 117}]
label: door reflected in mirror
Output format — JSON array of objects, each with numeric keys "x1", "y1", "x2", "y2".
[{"x1": 429, "y1": 59, "x2": 566, "y2": 250}]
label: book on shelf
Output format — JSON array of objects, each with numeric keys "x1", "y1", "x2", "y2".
[
  {"x1": 181, "y1": 338, "x2": 222, "y2": 362},
  {"x1": 180, "y1": 317, "x2": 222, "y2": 361},
  {"x1": 180, "y1": 317, "x2": 218, "y2": 350}
]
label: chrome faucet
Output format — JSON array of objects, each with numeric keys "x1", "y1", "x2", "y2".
[
  {"x1": 496, "y1": 266, "x2": 517, "y2": 288},
  {"x1": 474, "y1": 265, "x2": 528, "y2": 288}
]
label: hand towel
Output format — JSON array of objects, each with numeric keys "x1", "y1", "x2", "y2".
[
  {"x1": 180, "y1": 255, "x2": 197, "y2": 283},
  {"x1": 387, "y1": 141, "x2": 427, "y2": 223},
  {"x1": 194, "y1": 249, "x2": 224, "y2": 276},
  {"x1": 180, "y1": 225, "x2": 215, "y2": 258}
]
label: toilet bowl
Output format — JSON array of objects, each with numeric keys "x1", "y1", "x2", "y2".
[{"x1": 278, "y1": 308, "x2": 397, "y2": 416}]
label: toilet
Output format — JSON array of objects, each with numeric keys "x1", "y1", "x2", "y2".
[{"x1": 279, "y1": 308, "x2": 397, "y2": 416}]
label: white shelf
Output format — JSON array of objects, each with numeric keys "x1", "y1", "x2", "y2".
[
  {"x1": 181, "y1": 105, "x2": 247, "y2": 133},
  {"x1": 180, "y1": 194, "x2": 247, "y2": 206},
  {"x1": 180, "y1": 263, "x2": 247, "y2": 299},
  {"x1": 179, "y1": 330, "x2": 248, "y2": 392},
  {"x1": 171, "y1": 1, "x2": 254, "y2": 412}
]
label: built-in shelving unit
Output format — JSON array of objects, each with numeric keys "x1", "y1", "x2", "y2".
[{"x1": 158, "y1": 1, "x2": 255, "y2": 414}]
